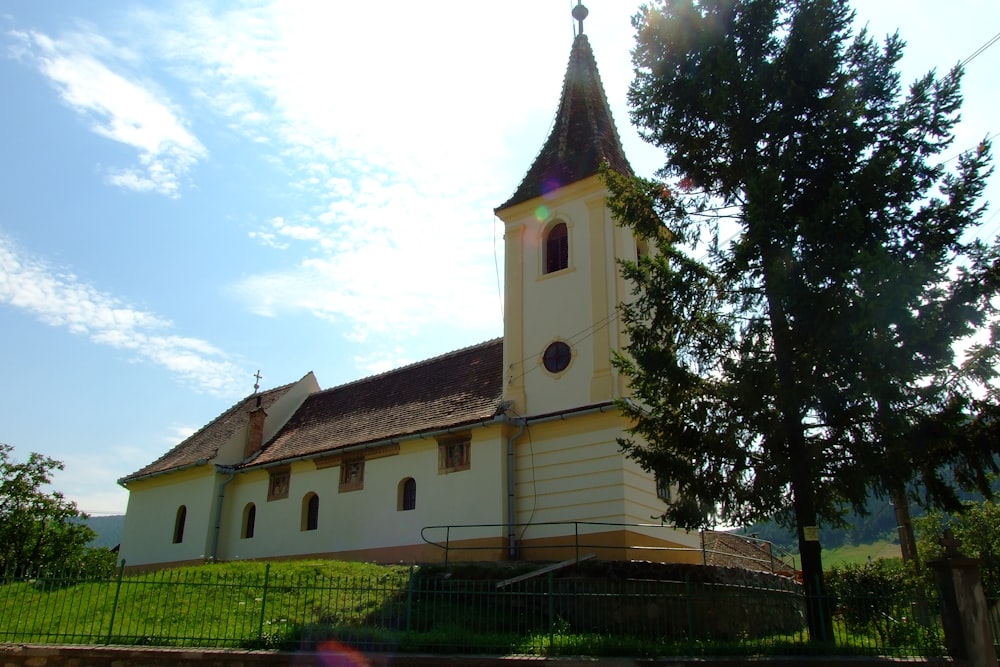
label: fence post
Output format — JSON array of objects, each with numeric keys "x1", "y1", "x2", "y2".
[
  {"x1": 405, "y1": 565, "x2": 414, "y2": 634},
  {"x1": 104, "y1": 559, "x2": 126, "y2": 645},
  {"x1": 257, "y1": 563, "x2": 271, "y2": 643},
  {"x1": 546, "y1": 571, "x2": 556, "y2": 650},
  {"x1": 685, "y1": 573, "x2": 693, "y2": 639}
]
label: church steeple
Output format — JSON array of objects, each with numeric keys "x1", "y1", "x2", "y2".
[
  {"x1": 497, "y1": 4, "x2": 632, "y2": 212},
  {"x1": 496, "y1": 5, "x2": 639, "y2": 417}
]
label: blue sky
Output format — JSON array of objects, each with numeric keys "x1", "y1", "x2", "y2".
[{"x1": 1, "y1": 1, "x2": 998, "y2": 516}]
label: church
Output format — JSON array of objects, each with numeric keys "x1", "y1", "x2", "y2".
[{"x1": 117, "y1": 4, "x2": 703, "y2": 570}]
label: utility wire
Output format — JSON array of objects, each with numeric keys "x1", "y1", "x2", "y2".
[{"x1": 960, "y1": 29, "x2": 1000, "y2": 68}]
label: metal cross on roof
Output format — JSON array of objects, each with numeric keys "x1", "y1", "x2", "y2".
[
  {"x1": 572, "y1": 1, "x2": 589, "y2": 36},
  {"x1": 253, "y1": 370, "x2": 262, "y2": 393}
]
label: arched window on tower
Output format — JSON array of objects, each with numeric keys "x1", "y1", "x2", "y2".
[
  {"x1": 172, "y1": 505, "x2": 187, "y2": 544},
  {"x1": 636, "y1": 235, "x2": 649, "y2": 262},
  {"x1": 544, "y1": 222, "x2": 569, "y2": 274}
]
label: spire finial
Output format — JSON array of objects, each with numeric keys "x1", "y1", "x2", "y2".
[
  {"x1": 572, "y1": 1, "x2": 588, "y2": 36},
  {"x1": 253, "y1": 370, "x2": 262, "y2": 393}
]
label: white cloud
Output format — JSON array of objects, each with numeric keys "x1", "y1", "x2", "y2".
[
  {"x1": 0, "y1": 235, "x2": 244, "y2": 396},
  {"x1": 17, "y1": 28, "x2": 205, "y2": 197},
  {"x1": 49, "y1": 449, "x2": 138, "y2": 516},
  {"x1": 118, "y1": 2, "x2": 556, "y2": 342},
  {"x1": 232, "y1": 175, "x2": 504, "y2": 342}
]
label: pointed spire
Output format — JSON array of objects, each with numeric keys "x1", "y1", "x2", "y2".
[{"x1": 497, "y1": 6, "x2": 632, "y2": 212}]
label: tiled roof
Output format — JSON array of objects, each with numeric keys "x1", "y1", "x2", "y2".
[
  {"x1": 244, "y1": 338, "x2": 504, "y2": 468},
  {"x1": 119, "y1": 382, "x2": 298, "y2": 483},
  {"x1": 497, "y1": 33, "x2": 633, "y2": 212}
]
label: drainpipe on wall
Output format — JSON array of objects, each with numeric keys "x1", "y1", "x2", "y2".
[
  {"x1": 209, "y1": 466, "x2": 236, "y2": 561},
  {"x1": 506, "y1": 417, "x2": 526, "y2": 560}
]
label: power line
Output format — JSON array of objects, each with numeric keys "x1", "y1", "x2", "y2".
[{"x1": 960, "y1": 29, "x2": 1000, "y2": 68}]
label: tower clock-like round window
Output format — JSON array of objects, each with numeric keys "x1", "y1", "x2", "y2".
[{"x1": 543, "y1": 341, "x2": 571, "y2": 373}]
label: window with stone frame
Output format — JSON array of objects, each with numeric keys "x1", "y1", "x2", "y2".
[
  {"x1": 438, "y1": 435, "x2": 471, "y2": 473},
  {"x1": 339, "y1": 459, "x2": 364, "y2": 492},
  {"x1": 267, "y1": 467, "x2": 290, "y2": 501}
]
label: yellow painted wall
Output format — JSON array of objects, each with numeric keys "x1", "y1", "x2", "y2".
[
  {"x1": 511, "y1": 410, "x2": 700, "y2": 561},
  {"x1": 498, "y1": 176, "x2": 643, "y2": 418}
]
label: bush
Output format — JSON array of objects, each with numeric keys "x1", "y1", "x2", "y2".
[
  {"x1": 915, "y1": 501, "x2": 1000, "y2": 598},
  {"x1": 825, "y1": 559, "x2": 927, "y2": 647}
]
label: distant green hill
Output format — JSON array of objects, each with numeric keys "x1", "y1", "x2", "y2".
[
  {"x1": 736, "y1": 476, "x2": 1000, "y2": 559},
  {"x1": 84, "y1": 515, "x2": 125, "y2": 549},
  {"x1": 735, "y1": 500, "x2": 903, "y2": 553}
]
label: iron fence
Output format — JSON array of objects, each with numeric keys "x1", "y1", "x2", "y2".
[{"x1": 0, "y1": 561, "x2": 963, "y2": 658}]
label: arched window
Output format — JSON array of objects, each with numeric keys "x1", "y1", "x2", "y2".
[
  {"x1": 397, "y1": 478, "x2": 416, "y2": 511},
  {"x1": 172, "y1": 505, "x2": 187, "y2": 544},
  {"x1": 242, "y1": 503, "x2": 256, "y2": 539},
  {"x1": 636, "y1": 236, "x2": 649, "y2": 261},
  {"x1": 302, "y1": 492, "x2": 319, "y2": 531},
  {"x1": 544, "y1": 222, "x2": 569, "y2": 274}
]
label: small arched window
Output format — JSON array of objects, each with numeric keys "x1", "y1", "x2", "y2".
[
  {"x1": 397, "y1": 478, "x2": 416, "y2": 511},
  {"x1": 302, "y1": 493, "x2": 319, "y2": 531},
  {"x1": 173, "y1": 505, "x2": 187, "y2": 544},
  {"x1": 242, "y1": 503, "x2": 256, "y2": 539},
  {"x1": 636, "y1": 236, "x2": 649, "y2": 261},
  {"x1": 544, "y1": 222, "x2": 569, "y2": 274}
]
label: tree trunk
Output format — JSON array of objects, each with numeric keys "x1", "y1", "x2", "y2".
[
  {"x1": 762, "y1": 245, "x2": 834, "y2": 643},
  {"x1": 892, "y1": 484, "x2": 920, "y2": 569}
]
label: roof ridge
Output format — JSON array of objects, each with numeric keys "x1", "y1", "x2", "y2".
[{"x1": 312, "y1": 337, "x2": 503, "y2": 397}]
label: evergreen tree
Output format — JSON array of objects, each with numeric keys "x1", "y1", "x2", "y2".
[{"x1": 606, "y1": 0, "x2": 997, "y2": 641}]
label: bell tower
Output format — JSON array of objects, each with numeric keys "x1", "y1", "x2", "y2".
[{"x1": 496, "y1": 3, "x2": 638, "y2": 417}]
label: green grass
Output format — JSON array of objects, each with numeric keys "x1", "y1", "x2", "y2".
[
  {"x1": 0, "y1": 560, "x2": 411, "y2": 649},
  {"x1": 823, "y1": 539, "x2": 902, "y2": 566},
  {"x1": 0, "y1": 558, "x2": 943, "y2": 658}
]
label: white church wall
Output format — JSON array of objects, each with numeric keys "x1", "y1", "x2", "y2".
[
  {"x1": 216, "y1": 425, "x2": 508, "y2": 563},
  {"x1": 119, "y1": 466, "x2": 218, "y2": 568}
]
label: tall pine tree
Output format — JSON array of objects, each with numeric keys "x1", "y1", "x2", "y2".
[{"x1": 606, "y1": 0, "x2": 998, "y2": 641}]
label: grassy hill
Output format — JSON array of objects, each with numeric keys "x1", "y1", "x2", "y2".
[{"x1": 821, "y1": 539, "x2": 902, "y2": 566}]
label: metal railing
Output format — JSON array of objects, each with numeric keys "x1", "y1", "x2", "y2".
[
  {"x1": 419, "y1": 520, "x2": 798, "y2": 574},
  {"x1": 0, "y1": 560, "x2": 959, "y2": 657}
]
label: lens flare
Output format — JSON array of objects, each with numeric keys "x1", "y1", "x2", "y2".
[
  {"x1": 534, "y1": 205, "x2": 549, "y2": 221},
  {"x1": 315, "y1": 641, "x2": 369, "y2": 666}
]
